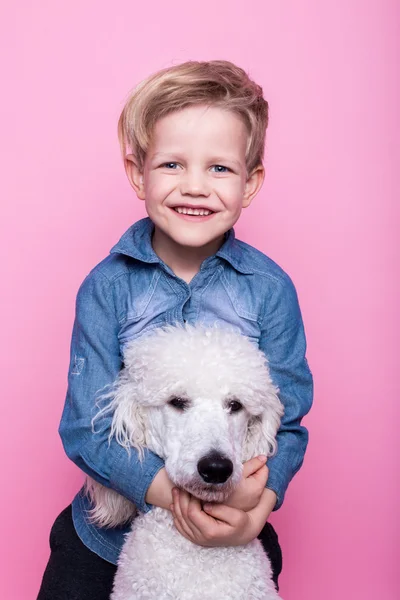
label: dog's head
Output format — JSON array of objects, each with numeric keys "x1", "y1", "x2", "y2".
[{"x1": 95, "y1": 325, "x2": 283, "y2": 503}]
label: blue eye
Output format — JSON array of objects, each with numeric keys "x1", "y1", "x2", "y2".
[
  {"x1": 161, "y1": 162, "x2": 178, "y2": 169},
  {"x1": 211, "y1": 165, "x2": 230, "y2": 173}
]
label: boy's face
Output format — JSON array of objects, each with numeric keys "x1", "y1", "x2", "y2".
[{"x1": 126, "y1": 105, "x2": 264, "y2": 253}]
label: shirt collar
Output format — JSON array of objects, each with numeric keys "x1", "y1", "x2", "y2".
[{"x1": 110, "y1": 217, "x2": 253, "y2": 275}]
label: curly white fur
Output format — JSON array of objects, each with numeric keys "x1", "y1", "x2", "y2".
[{"x1": 86, "y1": 324, "x2": 284, "y2": 599}]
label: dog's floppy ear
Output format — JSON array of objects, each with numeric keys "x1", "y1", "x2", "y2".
[
  {"x1": 93, "y1": 369, "x2": 147, "y2": 458},
  {"x1": 242, "y1": 388, "x2": 284, "y2": 461}
]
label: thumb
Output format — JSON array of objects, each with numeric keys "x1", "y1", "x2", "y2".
[
  {"x1": 251, "y1": 464, "x2": 269, "y2": 487},
  {"x1": 242, "y1": 455, "x2": 267, "y2": 479}
]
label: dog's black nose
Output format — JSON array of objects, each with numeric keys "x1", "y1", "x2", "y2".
[{"x1": 197, "y1": 452, "x2": 233, "y2": 484}]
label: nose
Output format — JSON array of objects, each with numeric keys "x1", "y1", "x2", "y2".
[
  {"x1": 180, "y1": 168, "x2": 210, "y2": 197},
  {"x1": 197, "y1": 451, "x2": 233, "y2": 484}
]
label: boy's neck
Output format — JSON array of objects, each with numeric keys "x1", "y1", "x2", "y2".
[{"x1": 152, "y1": 227, "x2": 225, "y2": 284}]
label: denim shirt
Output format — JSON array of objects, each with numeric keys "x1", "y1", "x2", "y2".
[{"x1": 59, "y1": 217, "x2": 313, "y2": 564}]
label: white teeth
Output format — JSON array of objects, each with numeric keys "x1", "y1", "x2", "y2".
[{"x1": 174, "y1": 207, "x2": 212, "y2": 216}]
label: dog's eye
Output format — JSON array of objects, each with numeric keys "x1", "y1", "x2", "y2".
[
  {"x1": 168, "y1": 397, "x2": 189, "y2": 411},
  {"x1": 228, "y1": 400, "x2": 243, "y2": 413}
]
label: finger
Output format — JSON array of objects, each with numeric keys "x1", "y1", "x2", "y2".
[
  {"x1": 172, "y1": 506, "x2": 194, "y2": 540},
  {"x1": 242, "y1": 456, "x2": 267, "y2": 478},
  {"x1": 172, "y1": 488, "x2": 181, "y2": 516},
  {"x1": 172, "y1": 490, "x2": 204, "y2": 540},
  {"x1": 202, "y1": 503, "x2": 245, "y2": 529},
  {"x1": 181, "y1": 494, "x2": 205, "y2": 539},
  {"x1": 173, "y1": 513, "x2": 212, "y2": 547},
  {"x1": 172, "y1": 513, "x2": 193, "y2": 542},
  {"x1": 251, "y1": 464, "x2": 269, "y2": 487},
  {"x1": 185, "y1": 495, "x2": 213, "y2": 537},
  {"x1": 184, "y1": 497, "x2": 222, "y2": 535},
  {"x1": 177, "y1": 488, "x2": 191, "y2": 522},
  {"x1": 171, "y1": 489, "x2": 195, "y2": 540}
]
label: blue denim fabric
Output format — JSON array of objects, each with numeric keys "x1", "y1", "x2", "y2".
[{"x1": 59, "y1": 217, "x2": 313, "y2": 565}]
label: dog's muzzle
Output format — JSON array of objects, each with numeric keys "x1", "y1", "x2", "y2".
[{"x1": 197, "y1": 451, "x2": 233, "y2": 484}]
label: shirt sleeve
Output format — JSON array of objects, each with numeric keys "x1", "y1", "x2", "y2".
[
  {"x1": 58, "y1": 268, "x2": 164, "y2": 513},
  {"x1": 258, "y1": 273, "x2": 314, "y2": 510}
]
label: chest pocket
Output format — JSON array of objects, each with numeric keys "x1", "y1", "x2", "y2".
[
  {"x1": 197, "y1": 271, "x2": 262, "y2": 343},
  {"x1": 117, "y1": 270, "x2": 175, "y2": 353}
]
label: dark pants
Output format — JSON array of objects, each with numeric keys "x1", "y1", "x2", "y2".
[{"x1": 37, "y1": 504, "x2": 282, "y2": 599}]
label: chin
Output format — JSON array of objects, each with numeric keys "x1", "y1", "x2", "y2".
[
  {"x1": 169, "y1": 232, "x2": 223, "y2": 249},
  {"x1": 179, "y1": 478, "x2": 236, "y2": 503}
]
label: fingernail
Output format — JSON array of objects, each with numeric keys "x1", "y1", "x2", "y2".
[
  {"x1": 258, "y1": 455, "x2": 267, "y2": 461},
  {"x1": 204, "y1": 503, "x2": 212, "y2": 511}
]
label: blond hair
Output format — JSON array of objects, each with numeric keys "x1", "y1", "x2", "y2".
[{"x1": 118, "y1": 60, "x2": 269, "y2": 175}]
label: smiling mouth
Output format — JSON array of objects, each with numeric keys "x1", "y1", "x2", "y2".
[{"x1": 172, "y1": 206, "x2": 214, "y2": 217}]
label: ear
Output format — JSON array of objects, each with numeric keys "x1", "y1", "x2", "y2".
[
  {"x1": 242, "y1": 390, "x2": 284, "y2": 461},
  {"x1": 93, "y1": 370, "x2": 147, "y2": 459},
  {"x1": 242, "y1": 164, "x2": 265, "y2": 209},
  {"x1": 124, "y1": 153, "x2": 146, "y2": 200}
]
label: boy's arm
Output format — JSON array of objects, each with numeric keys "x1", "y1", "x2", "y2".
[
  {"x1": 59, "y1": 268, "x2": 164, "y2": 513},
  {"x1": 259, "y1": 273, "x2": 314, "y2": 510}
]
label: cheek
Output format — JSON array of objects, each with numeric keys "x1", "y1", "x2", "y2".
[
  {"x1": 215, "y1": 179, "x2": 245, "y2": 208},
  {"x1": 162, "y1": 413, "x2": 188, "y2": 457},
  {"x1": 162, "y1": 414, "x2": 197, "y2": 483},
  {"x1": 231, "y1": 415, "x2": 250, "y2": 448},
  {"x1": 145, "y1": 408, "x2": 186, "y2": 457},
  {"x1": 146, "y1": 173, "x2": 176, "y2": 200},
  {"x1": 144, "y1": 409, "x2": 166, "y2": 456}
]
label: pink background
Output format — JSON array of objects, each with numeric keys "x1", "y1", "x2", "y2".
[{"x1": 1, "y1": 1, "x2": 398, "y2": 598}]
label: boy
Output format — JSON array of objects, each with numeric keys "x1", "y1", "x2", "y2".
[{"x1": 37, "y1": 60, "x2": 313, "y2": 599}]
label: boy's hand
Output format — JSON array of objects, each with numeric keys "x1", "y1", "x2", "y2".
[
  {"x1": 171, "y1": 487, "x2": 277, "y2": 547},
  {"x1": 224, "y1": 456, "x2": 269, "y2": 512}
]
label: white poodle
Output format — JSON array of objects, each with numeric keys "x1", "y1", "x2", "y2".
[{"x1": 86, "y1": 324, "x2": 284, "y2": 599}]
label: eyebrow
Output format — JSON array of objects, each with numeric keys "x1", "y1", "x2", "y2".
[
  {"x1": 209, "y1": 156, "x2": 242, "y2": 168},
  {"x1": 150, "y1": 152, "x2": 182, "y2": 161},
  {"x1": 151, "y1": 152, "x2": 242, "y2": 168}
]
